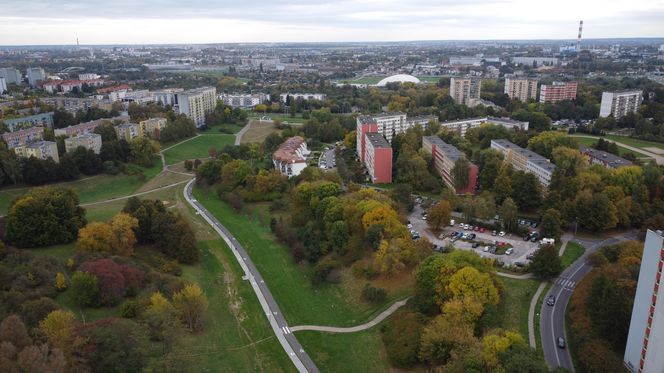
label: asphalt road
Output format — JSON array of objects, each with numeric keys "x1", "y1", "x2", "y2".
[
  {"x1": 319, "y1": 147, "x2": 336, "y2": 170},
  {"x1": 183, "y1": 179, "x2": 319, "y2": 373},
  {"x1": 540, "y1": 232, "x2": 639, "y2": 371}
]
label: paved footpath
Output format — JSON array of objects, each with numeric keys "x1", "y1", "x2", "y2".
[{"x1": 183, "y1": 179, "x2": 318, "y2": 373}]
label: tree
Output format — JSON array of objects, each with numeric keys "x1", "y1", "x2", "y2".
[
  {"x1": 527, "y1": 131, "x2": 578, "y2": 158},
  {"x1": 530, "y1": 245, "x2": 562, "y2": 280},
  {"x1": 77, "y1": 318, "x2": 148, "y2": 372},
  {"x1": 381, "y1": 310, "x2": 426, "y2": 368},
  {"x1": 499, "y1": 198, "x2": 518, "y2": 232},
  {"x1": 451, "y1": 158, "x2": 471, "y2": 192},
  {"x1": 511, "y1": 171, "x2": 541, "y2": 211},
  {"x1": 6, "y1": 187, "x2": 86, "y2": 248},
  {"x1": 77, "y1": 222, "x2": 114, "y2": 253},
  {"x1": 55, "y1": 273, "x2": 67, "y2": 291},
  {"x1": 419, "y1": 315, "x2": 477, "y2": 365},
  {"x1": 574, "y1": 191, "x2": 618, "y2": 231},
  {"x1": 552, "y1": 146, "x2": 585, "y2": 177},
  {"x1": 129, "y1": 137, "x2": 160, "y2": 167},
  {"x1": 540, "y1": 208, "x2": 563, "y2": 240},
  {"x1": 39, "y1": 310, "x2": 76, "y2": 365},
  {"x1": 142, "y1": 292, "x2": 183, "y2": 349},
  {"x1": 70, "y1": 271, "x2": 100, "y2": 307},
  {"x1": 172, "y1": 284, "x2": 208, "y2": 331},
  {"x1": 0, "y1": 315, "x2": 31, "y2": 351},
  {"x1": 481, "y1": 330, "x2": 525, "y2": 369},
  {"x1": 16, "y1": 344, "x2": 66, "y2": 373},
  {"x1": 108, "y1": 213, "x2": 138, "y2": 256},
  {"x1": 427, "y1": 201, "x2": 452, "y2": 231},
  {"x1": 447, "y1": 266, "x2": 499, "y2": 307},
  {"x1": 493, "y1": 164, "x2": 512, "y2": 204}
]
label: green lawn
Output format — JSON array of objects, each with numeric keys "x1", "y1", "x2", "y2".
[
  {"x1": 296, "y1": 329, "x2": 389, "y2": 373},
  {"x1": 0, "y1": 163, "x2": 161, "y2": 215},
  {"x1": 250, "y1": 114, "x2": 307, "y2": 124},
  {"x1": 498, "y1": 277, "x2": 541, "y2": 338},
  {"x1": 193, "y1": 187, "x2": 411, "y2": 326},
  {"x1": 604, "y1": 134, "x2": 664, "y2": 151},
  {"x1": 572, "y1": 136, "x2": 645, "y2": 158},
  {"x1": 162, "y1": 134, "x2": 235, "y2": 165},
  {"x1": 561, "y1": 242, "x2": 585, "y2": 268}
]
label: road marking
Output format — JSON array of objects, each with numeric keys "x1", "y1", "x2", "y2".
[{"x1": 282, "y1": 326, "x2": 291, "y2": 334}]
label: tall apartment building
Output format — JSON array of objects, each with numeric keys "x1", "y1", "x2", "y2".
[
  {"x1": 355, "y1": 113, "x2": 407, "y2": 160},
  {"x1": 450, "y1": 77, "x2": 481, "y2": 107},
  {"x1": 176, "y1": 87, "x2": 217, "y2": 128},
  {"x1": 14, "y1": 141, "x2": 59, "y2": 163},
  {"x1": 114, "y1": 123, "x2": 141, "y2": 142},
  {"x1": 220, "y1": 93, "x2": 268, "y2": 108},
  {"x1": 539, "y1": 82, "x2": 577, "y2": 103},
  {"x1": 272, "y1": 136, "x2": 310, "y2": 178},
  {"x1": 0, "y1": 68, "x2": 21, "y2": 85},
  {"x1": 491, "y1": 139, "x2": 556, "y2": 187},
  {"x1": 27, "y1": 67, "x2": 46, "y2": 87},
  {"x1": 624, "y1": 229, "x2": 664, "y2": 373},
  {"x1": 599, "y1": 90, "x2": 643, "y2": 118},
  {"x1": 504, "y1": 77, "x2": 538, "y2": 101},
  {"x1": 153, "y1": 88, "x2": 183, "y2": 106},
  {"x1": 279, "y1": 93, "x2": 326, "y2": 102},
  {"x1": 4, "y1": 112, "x2": 54, "y2": 132},
  {"x1": 423, "y1": 136, "x2": 478, "y2": 194},
  {"x1": 65, "y1": 133, "x2": 103, "y2": 154},
  {"x1": 2, "y1": 127, "x2": 44, "y2": 149},
  {"x1": 139, "y1": 118, "x2": 167, "y2": 138},
  {"x1": 0, "y1": 77, "x2": 6, "y2": 93},
  {"x1": 364, "y1": 133, "x2": 393, "y2": 184}
]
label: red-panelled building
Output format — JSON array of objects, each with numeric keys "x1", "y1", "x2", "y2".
[
  {"x1": 539, "y1": 82, "x2": 577, "y2": 103},
  {"x1": 356, "y1": 117, "x2": 379, "y2": 162},
  {"x1": 422, "y1": 136, "x2": 477, "y2": 194},
  {"x1": 364, "y1": 133, "x2": 392, "y2": 184}
]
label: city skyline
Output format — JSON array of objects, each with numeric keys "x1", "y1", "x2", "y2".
[{"x1": 1, "y1": 0, "x2": 663, "y2": 45}]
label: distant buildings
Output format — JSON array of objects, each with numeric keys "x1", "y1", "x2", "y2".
[
  {"x1": 0, "y1": 77, "x2": 6, "y2": 93},
  {"x1": 14, "y1": 141, "x2": 59, "y2": 163},
  {"x1": 3, "y1": 112, "x2": 54, "y2": 132},
  {"x1": 511, "y1": 57, "x2": 559, "y2": 66},
  {"x1": 448, "y1": 57, "x2": 482, "y2": 66},
  {"x1": 0, "y1": 68, "x2": 21, "y2": 85},
  {"x1": 78, "y1": 73, "x2": 101, "y2": 80},
  {"x1": 176, "y1": 87, "x2": 217, "y2": 128},
  {"x1": 364, "y1": 133, "x2": 393, "y2": 184},
  {"x1": 43, "y1": 79, "x2": 105, "y2": 94},
  {"x1": 41, "y1": 97, "x2": 114, "y2": 113},
  {"x1": 491, "y1": 139, "x2": 556, "y2": 187},
  {"x1": 624, "y1": 229, "x2": 664, "y2": 373},
  {"x1": 599, "y1": 90, "x2": 643, "y2": 118},
  {"x1": 2, "y1": 127, "x2": 44, "y2": 149},
  {"x1": 423, "y1": 136, "x2": 478, "y2": 194},
  {"x1": 153, "y1": 88, "x2": 183, "y2": 107},
  {"x1": 139, "y1": 118, "x2": 168, "y2": 138},
  {"x1": 439, "y1": 116, "x2": 529, "y2": 137},
  {"x1": 539, "y1": 82, "x2": 577, "y2": 103},
  {"x1": 450, "y1": 77, "x2": 481, "y2": 107},
  {"x1": 272, "y1": 136, "x2": 310, "y2": 178},
  {"x1": 54, "y1": 116, "x2": 129, "y2": 137},
  {"x1": 279, "y1": 93, "x2": 326, "y2": 102},
  {"x1": 65, "y1": 133, "x2": 102, "y2": 154},
  {"x1": 26, "y1": 67, "x2": 46, "y2": 87},
  {"x1": 220, "y1": 93, "x2": 268, "y2": 108},
  {"x1": 114, "y1": 123, "x2": 141, "y2": 142},
  {"x1": 504, "y1": 77, "x2": 538, "y2": 101},
  {"x1": 579, "y1": 146, "x2": 633, "y2": 169}
]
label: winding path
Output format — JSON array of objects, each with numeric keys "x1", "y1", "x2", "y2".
[
  {"x1": 290, "y1": 298, "x2": 409, "y2": 333},
  {"x1": 234, "y1": 121, "x2": 252, "y2": 145}
]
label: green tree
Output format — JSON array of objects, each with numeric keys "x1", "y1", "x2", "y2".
[
  {"x1": 527, "y1": 131, "x2": 578, "y2": 158},
  {"x1": 71, "y1": 271, "x2": 100, "y2": 307},
  {"x1": 499, "y1": 198, "x2": 518, "y2": 232},
  {"x1": 530, "y1": 245, "x2": 562, "y2": 280},
  {"x1": 451, "y1": 157, "x2": 471, "y2": 191},
  {"x1": 172, "y1": 284, "x2": 208, "y2": 331},
  {"x1": 427, "y1": 201, "x2": 452, "y2": 231},
  {"x1": 129, "y1": 137, "x2": 160, "y2": 167},
  {"x1": 540, "y1": 208, "x2": 563, "y2": 240},
  {"x1": 511, "y1": 171, "x2": 541, "y2": 211}
]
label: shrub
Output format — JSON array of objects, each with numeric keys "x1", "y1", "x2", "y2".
[{"x1": 361, "y1": 283, "x2": 387, "y2": 304}]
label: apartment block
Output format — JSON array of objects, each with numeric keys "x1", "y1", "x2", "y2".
[
  {"x1": 114, "y1": 123, "x2": 141, "y2": 142},
  {"x1": 279, "y1": 93, "x2": 326, "y2": 102},
  {"x1": 439, "y1": 116, "x2": 529, "y2": 137},
  {"x1": 624, "y1": 230, "x2": 664, "y2": 373},
  {"x1": 423, "y1": 136, "x2": 478, "y2": 194},
  {"x1": 27, "y1": 67, "x2": 46, "y2": 87},
  {"x1": 4, "y1": 112, "x2": 54, "y2": 132},
  {"x1": 14, "y1": 141, "x2": 59, "y2": 163},
  {"x1": 539, "y1": 82, "x2": 577, "y2": 103},
  {"x1": 599, "y1": 90, "x2": 643, "y2": 118},
  {"x1": 153, "y1": 88, "x2": 183, "y2": 106},
  {"x1": 579, "y1": 146, "x2": 633, "y2": 169},
  {"x1": 491, "y1": 139, "x2": 556, "y2": 187},
  {"x1": 78, "y1": 73, "x2": 101, "y2": 80},
  {"x1": 65, "y1": 133, "x2": 103, "y2": 154},
  {"x1": 176, "y1": 87, "x2": 217, "y2": 128},
  {"x1": 364, "y1": 133, "x2": 393, "y2": 184},
  {"x1": 0, "y1": 68, "x2": 21, "y2": 85},
  {"x1": 450, "y1": 77, "x2": 481, "y2": 107},
  {"x1": 220, "y1": 93, "x2": 269, "y2": 108},
  {"x1": 2, "y1": 127, "x2": 44, "y2": 149},
  {"x1": 272, "y1": 136, "x2": 310, "y2": 178},
  {"x1": 139, "y1": 118, "x2": 168, "y2": 138},
  {"x1": 504, "y1": 77, "x2": 538, "y2": 101},
  {"x1": 0, "y1": 77, "x2": 7, "y2": 93},
  {"x1": 54, "y1": 116, "x2": 129, "y2": 137}
]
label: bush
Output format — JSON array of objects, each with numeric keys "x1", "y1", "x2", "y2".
[
  {"x1": 361, "y1": 283, "x2": 387, "y2": 304},
  {"x1": 312, "y1": 256, "x2": 341, "y2": 285},
  {"x1": 381, "y1": 309, "x2": 426, "y2": 368},
  {"x1": 71, "y1": 271, "x2": 100, "y2": 307}
]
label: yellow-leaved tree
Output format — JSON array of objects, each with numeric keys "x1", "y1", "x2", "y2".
[{"x1": 173, "y1": 284, "x2": 209, "y2": 331}]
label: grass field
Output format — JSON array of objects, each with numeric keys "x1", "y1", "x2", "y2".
[
  {"x1": 498, "y1": 277, "x2": 541, "y2": 338},
  {"x1": 250, "y1": 114, "x2": 307, "y2": 124},
  {"x1": 0, "y1": 163, "x2": 161, "y2": 215},
  {"x1": 240, "y1": 120, "x2": 281, "y2": 144},
  {"x1": 192, "y1": 187, "x2": 413, "y2": 327},
  {"x1": 162, "y1": 134, "x2": 235, "y2": 165},
  {"x1": 572, "y1": 136, "x2": 635, "y2": 156},
  {"x1": 296, "y1": 329, "x2": 389, "y2": 373},
  {"x1": 561, "y1": 242, "x2": 586, "y2": 268},
  {"x1": 571, "y1": 134, "x2": 664, "y2": 154}
]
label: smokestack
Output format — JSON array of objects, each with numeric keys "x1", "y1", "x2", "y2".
[{"x1": 576, "y1": 20, "x2": 583, "y2": 52}]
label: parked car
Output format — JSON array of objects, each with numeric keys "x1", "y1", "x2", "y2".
[
  {"x1": 531, "y1": 222, "x2": 538, "y2": 228},
  {"x1": 514, "y1": 261, "x2": 525, "y2": 267},
  {"x1": 492, "y1": 230, "x2": 497, "y2": 236},
  {"x1": 497, "y1": 242, "x2": 506, "y2": 247},
  {"x1": 498, "y1": 231, "x2": 506, "y2": 237},
  {"x1": 530, "y1": 233, "x2": 539, "y2": 242},
  {"x1": 505, "y1": 247, "x2": 514, "y2": 255},
  {"x1": 472, "y1": 242, "x2": 480, "y2": 248},
  {"x1": 547, "y1": 295, "x2": 556, "y2": 306},
  {"x1": 483, "y1": 246, "x2": 490, "y2": 252},
  {"x1": 468, "y1": 225, "x2": 474, "y2": 231},
  {"x1": 557, "y1": 337, "x2": 566, "y2": 349},
  {"x1": 407, "y1": 224, "x2": 413, "y2": 229},
  {"x1": 450, "y1": 219, "x2": 455, "y2": 226},
  {"x1": 469, "y1": 233, "x2": 476, "y2": 239},
  {"x1": 473, "y1": 226, "x2": 480, "y2": 231},
  {"x1": 523, "y1": 235, "x2": 531, "y2": 241},
  {"x1": 489, "y1": 246, "x2": 497, "y2": 254},
  {"x1": 479, "y1": 227, "x2": 486, "y2": 233}
]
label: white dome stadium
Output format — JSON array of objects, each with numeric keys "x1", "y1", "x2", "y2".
[{"x1": 375, "y1": 74, "x2": 421, "y2": 87}]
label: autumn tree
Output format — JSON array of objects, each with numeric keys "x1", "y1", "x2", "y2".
[
  {"x1": 108, "y1": 213, "x2": 138, "y2": 256},
  {"x1": 381, "y1": 310, "x2": 426, "y2": 368},
  {"x1": 500, "y1": 198, "x2": 518, "y2": 232},
  {"x1": 419, "y1": 315, "x2": 477, "y2": 366},
  {"x1": 55, "y1": 272, "x2": 67, "y2": 291},
  {"x1": 173, "y1": 284, "x2": 209, "y2": 331},
  {"x1": 0, "y1": 315, "x2": 31, "y2": 351},
  {"x1": 39, "y1": 310, "x2": 76, "y2": 366},
  {"x1": 451, "y1": 157, "x2": 471, "y2": 191},
  {"x1": 427, "y1": 201, "x2": 452, "y2": 231},
  {"x1": 447, "y1": 266, "x2": 499, "y2": 307},
  {"x1": 530, "y1": 245, "x2": 562, "y2": 280},
  {"x1": 143, "y1": 292, "x2": 183, "y2": 349},
  {"x1": 481, "y1": 330, "x2": 525, "y2": 369},
  {"x1": 70, "y1": 271, "x2": 100, "y2": 307}
]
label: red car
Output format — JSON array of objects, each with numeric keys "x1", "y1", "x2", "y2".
[
  {"x1": 479, "y1": 227, "x2": 486, "y2": 233},
  {"x1": 497, "y1": 242, "x2": 506, "y2": 247}
]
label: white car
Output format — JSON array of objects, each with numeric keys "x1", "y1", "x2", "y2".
[
  {"x1": 499, "y1": 231, "x2": 506, "y2": 237},
  {"x1": 450, "y1": 219, "x2": 455, "y2": 226},
  {"x1": 505, "y1": 247, "x2": 514, "y2": 255},
  {"x1": 483, "y1": 246, "x2": 490, "y2": 252},
  {"x1": 407, "y1": 224, "x2": 413, "y2": 229}
]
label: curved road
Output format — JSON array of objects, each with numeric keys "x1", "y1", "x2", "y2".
[
  {"x1": 183, "y1": 179, "x2": 319, "y2": 373},
  {"x1": 540, "y1": 232, "x2": 639, "y2": 371}
]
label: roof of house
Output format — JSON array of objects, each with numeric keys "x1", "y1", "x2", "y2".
[
  {"x1": 273, "y1": 136, "x2": 307, "y2": 163},
  {"x1": 424, "y1": 136, "x2": 468, "y2": 162},
  {"x1": 579, "y1": 146, "x2": 633, "y2": 168},
  {"x1": 365, "y1": 133, "x2": 391, "y2": 148}
]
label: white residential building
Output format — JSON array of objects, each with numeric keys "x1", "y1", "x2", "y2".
[
  {"x1": 450, "y1": 77, "x2": 481, "y2": 107},
  {"x1": 0, "y1": 68, "x2": 21, "y2": 85},
  {"x1": 0, "y1": 77, "x2": 6, "y2": 93},
  {"x1": 78, "y1": 73, "x2": 101, "y2": 80},
  {"x1": 14, "y1": 141, "x2": 59, "y2": 163},
  {"x1": 504, "y1": 77, "x2": 538, "y2": 101},
  {"x1": 439, "y1": 116, "x2": 529, "y2": 137},
  {"x1": 220, "y1": 93, "x2": 269, "y2": 108},
  {"x1": 279, "y1": 93, "x2": 326, "y2": 102},
  {"x1": 356, "y1": 112, "x2": 407, "y2": 145},
  {"x1": 139, "y1": 118, "x2": 167, "y2": 138},
  {"x1": 273, "y1": 136, "x2": 310, "y2": 178},
  {"x1": 27, "y1": 67, "x2": 46, "y2": 87},
  {"x1": 114, "y1": 123, "x2": 141, "y2": 141},
  {"x1": 153, "y1": 88, "x2": 183, "y2": 107},
  {"x1": 624, "y1": 229, "x2": 664, "y2": 373},
  {"x1": 491, "y1": 139, "x2": 556, "y2": 187},
  {"x1": 176, "y1": 87, "x2": 217, "y2": 128},
  {"x1": 599, "y1": 90, "x2": 643, "y2": 119},
  {"x1": 65, "y1": 133, "x2": 103, "y2": 154}
]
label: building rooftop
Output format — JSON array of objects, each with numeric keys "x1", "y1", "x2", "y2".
[
  {"x1": 605, "y1": 90, "x2": 643, "y2": 95},
  {"x1": 273, "y1": 136, "x2": 307, "y2": 163},
  {"x1": 178, "y1": 86, "x2": 215, "y2": 95},
  {"x1": 24, "y1": 140, "x2": 55, "y2": 149},
  {"x1": 424, "y1": 136, "x2": 467, "y2": 162},
  {"x1": 492, "y1": 139, "x2": 556, "y2": 172},
  {"x1": 366, "y1": 133, "x2": 391, "y2": 148},
  {"x1": 580, "y1": 146, "x2": 633, "y2": 168},
  {"x1": 116, "y1": 123, "x2": 138, "y2": 129}
]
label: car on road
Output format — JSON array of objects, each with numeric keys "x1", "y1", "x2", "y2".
[
  {"x1": 505, "y1": 247, "x2": 514, "y2": 255},
  {"x1": 547, "y1": 295, "x2": 556, "y2": 306},
  {"x1": 557, "y1": 337, "x2": 566, "y2": 349},
  {"x1": 498, "y1": 231, "x2": 506, "y2": 237},
  {"x1": 483, "y1": 246, "x2": 490, "y2": 252},
  {"x1": 530, "y1": 232, "x2": 539, "y2": 242}
]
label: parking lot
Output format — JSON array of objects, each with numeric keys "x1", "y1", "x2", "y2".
[
  {"x1": 319, "y1": 146, "x2": 336, "y2": 170},
  {"x1": 409, "y1": 203, "x2": 542, "y2": 266}
]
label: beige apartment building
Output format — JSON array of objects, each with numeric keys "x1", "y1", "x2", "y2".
[
  {"x1": 14, "y1": 141, "x2": 60, "y2": 163},
  {"x1": 139, "y1": 117, "x2": 168, "y2": 138},
  {"x1": 176, "y1": 87, "x2": 217, "y2": 128},
  {"x1": 65, "y1": 133, "x2": 103, "y2": 154},
  {"x1": 504, "y1": 77, "x2": 538, "y2": 101},
  {"x1": 115, "y1": 123, "x2": 141, "y2": 142},
  {"x1": 450, "y1": 77, "x2": 481, "y2": 107}
]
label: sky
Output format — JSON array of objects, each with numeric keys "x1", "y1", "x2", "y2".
[{"x1": 1, "y1": 0, "x2": 663, "y2": 45}]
